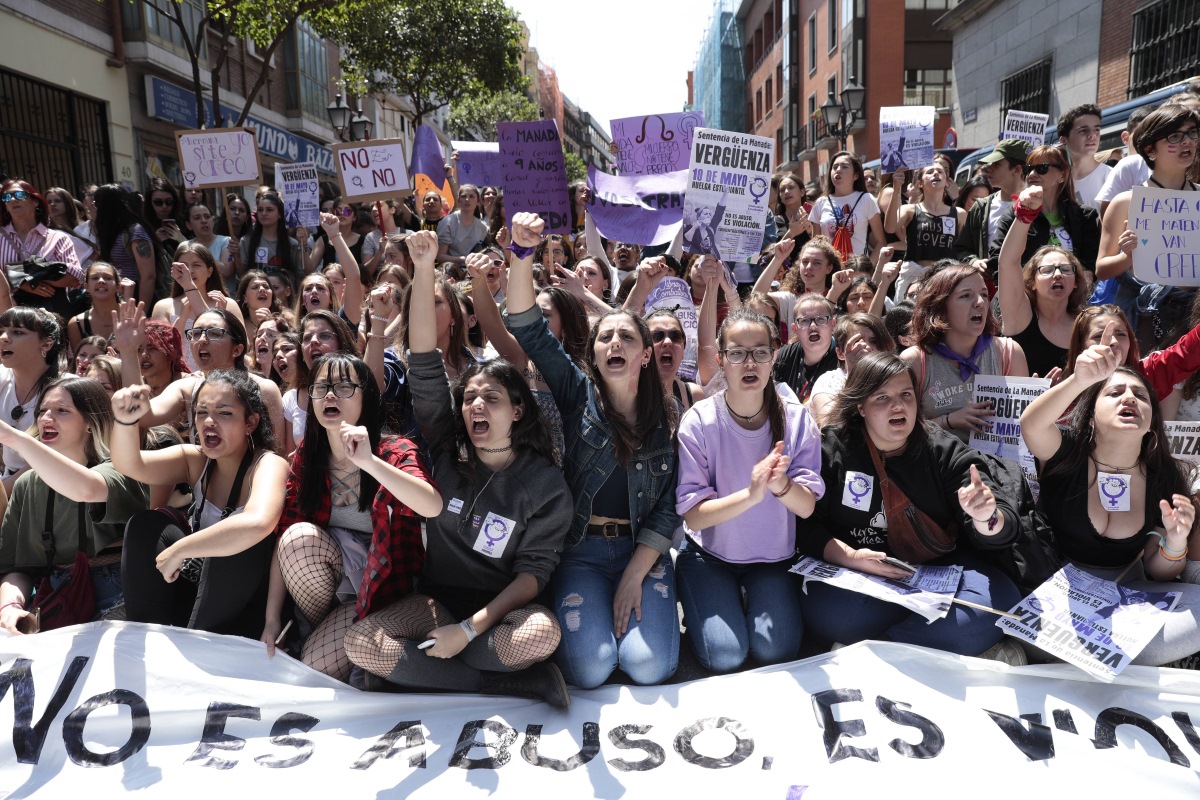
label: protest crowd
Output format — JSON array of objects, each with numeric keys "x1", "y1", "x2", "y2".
[{"x1": 3, "y1": 77, "x2": 1200, "y2": 711}]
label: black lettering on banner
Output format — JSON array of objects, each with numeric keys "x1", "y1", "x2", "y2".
[
  {"x1": 1093, "y1": 708, "x2": 1190, "y2": 767},
  {"x1": 606, "y1": 724, "x2": 667, "y2": 772},
  {"x1": 254, "y1": 712, "x2": 319, "y2": 769},
  {"x1": 0, "y1": 656, "x2": 88, "y2": 764},
  {"x1": 672, "y1": 717, "x2": 755, "y2": 769},
  {"x1": 984, "y1": 711, "x2": 1054, "y2": 761},
  {"x1": 186, "y1": 702, "x2": 261, "y2": 770},
  {"x1": 449, "y1": 719, "x2": 518, "y2": 770},
  {"x1": 1172, "y1": 711, "x2": 1200, "y2": 755},
  {"x1": 62, "y1": 690, "x2": 150, "y2": 767},
  {"x1": 1052, "y1": 709, "x2": 1078, "y2": 734},
  {"x1": 351, "y1": 720, "x2": 426, "y2": 770},
  {"x1": 811, "y1": 689, "x2": 880, "y2": 763},
  {"x1": 875, "y1": 696, "x2": 944, "y2": 759},
  {"x1": 521, "y1": 722, "x2": 600, "y2": 771}
]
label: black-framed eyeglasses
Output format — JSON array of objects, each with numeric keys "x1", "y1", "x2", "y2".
[
  {"x1": 1036, "y1": 262, "x2": 1076, "y2": 276},
  {"x1": 184, "y1": 327, "x2": 229, "y2": 342},
  {"x1": 796, "y1": 314, "x2": 833, "y2": 328},
  {"x1": 1162, "y1": 128, "x2": 1200, "y2": 145},
  {"x1": 721, "y1": 347, "x2": 774, "y2": 364},
  {"x1": 1, "y1": 191, "x2": 30, "y2": 203},
  {"x1": 1024, "y1": 163, "x2": 1059, "y2": 176},
  {"x1": 651, "y1": 329, "x2": 686, "y2": 344},
  {"x1": 310, "y1": 381, "x2": 360, "y2": 399},
  {"x1": 152, "y1": 198, "x2": 175, "y2": 207}
]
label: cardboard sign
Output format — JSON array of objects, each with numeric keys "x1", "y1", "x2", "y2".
[
  {"x1": 452, "y1": 141, "x2": 505, "y2": 187},
  {"x1": 333, "y1": 139, "x2": 411, "y2": 204},
  {"x1": 498, "y1": 120, "x2": 571, "y2": 233},
  {"x1": 1001, "y1": 110, "x2": 1048, "y2": 149},
  {"x1": 176, "y1": 127, "x2": 261, "y2": 188},
  {"x1": 879, "y1": 106, "x2": 935, "y2": 173},
  {"x1": 610, "y1": 111, "x2": 704, "y2": 175},
  {"x1": 1130, "y1": 186, "x2": 1200, "y2": 286},
  {"x1": 274, "y1": 161, "x2": 320, "y2": 228}
]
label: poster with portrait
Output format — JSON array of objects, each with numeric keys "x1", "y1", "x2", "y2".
[
  {"x1": 879, "y1": 106, "x2": 935, "y2": 173},
  {"x1": 682, "y1": 127, "x2": 773, "y2": 262}
]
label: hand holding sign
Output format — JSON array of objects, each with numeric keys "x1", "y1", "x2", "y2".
[
  {"x1": 1073, "y1": 321, "x2": 1120, "y2": 386},
  {"x1": 1118, "y1": 221, "x2": 1139, "y2": 256},
  {"x1": 958, "y1": 464, "x2": 998, "y2": 525},
  {"x1": 948, "y1": 400, "x2": 994, "y2": 434}
]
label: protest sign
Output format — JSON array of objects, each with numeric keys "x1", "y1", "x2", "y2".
[
  {"x1": 452, "y1": 141, "x2": 504, "y2": 187},
  {"x1": 175, "y1": 128, "x2": 260, "y2": 188},
  {"x1": 333, "y1": 139, "x2": 410, "y2": 205},
  {"x1": 644, "y1": 276, "x2": 697, "y2": 381},
  {"x1": 498, "y1": 120, "x2": 571, "y2": 233},
  {"x1": 274, "y1": 161, "x2": 320, "y2": 229},
  {"x1": 998, "y1": 564, "x2": 1180, "y2": 681},
  {"x1": 969, "y1": 375, "x2": 1050, "y2": 497},
  {"x1": 1001, "y1": 110, "x2": 1049, "y2": 149},
  {"x1": 610, "y1": 111, "x2": 705, "y2": 175},
  {"x1": 5, "y1": 623, "x2": 1200, "y2": 798},
  {"x1": 1130, "y1": 186, "x2": 1200, "y2": 286},
  {"x1": 1166, "y1": 420, "x2": 1200, "y2": 466},
  {"x1": 791, "y1": 557, "x2": 963, "y2": 622},
  {"x1": 879, "y1": 106, "x2": 936, "y2": 173},
  {"x1": 682, "y1": 127, "x2": 773, "y2": 262},
  {"x1": 586, "y1": 165, "x2": 686, "y2": 247}
]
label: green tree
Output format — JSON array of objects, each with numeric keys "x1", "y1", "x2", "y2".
[
  {"x1": 564, "y1": 152, "x2": 588, "y2": 185},
  {"x1": 331, "y1": 0, "x2": 525, "y2": 127},
  {"x1": 447, "y1": 88, "x2": 540, "y2": 141}
]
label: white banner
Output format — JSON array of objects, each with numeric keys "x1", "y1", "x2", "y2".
[
  {"x1": 970, "y1": 374, "x2": 1050, "y2": 498},
  {"x1": 998, "y1": 564, "x2": 1180, "y2": 681},
  {"x1": 879, "y1": 106, "x2": 935, "y2": 174},
  {"x1": 4, "y1": 624, "x2": 1200, "y2": 797},
  {"x1": 1001, "y1": 110, "x2": 1049, "y2": 149},
  {"x1": 682, "y1": 127, "x2": 773, "y2": 262},
  {"x1": 274, "y1": 161, "x2": 320, "y2": 229},
  {"x1": 790, "y1": 557, "x2": 962, "y2": 622},
  {"x1": 1131, "y1": 186, "x2": 1200, "y2": 286}
]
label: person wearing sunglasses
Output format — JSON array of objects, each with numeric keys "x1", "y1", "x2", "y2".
[
  {"x1": 436, "y1": 184, "x2": 489, "y2": 268},
  {"x1": 311, "y1": 196, "x2": 365, "y2": 271},
  {"x1": 142, "y1": 178, "x2": 187, "y2": 250},
  {"x1": 675, "y1": 309, "x2": 823, "y2": 673},
  {"x1": 989, "y1": 145, "x2": 1101, "y2": 281},
  {"x1": 646, "y1": 308, "x2": 704, "y2": 413},
  {"x1": 0, "y1": 179, "x2": 84, "y2": 315}
]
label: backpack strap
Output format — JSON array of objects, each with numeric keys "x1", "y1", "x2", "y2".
[{"x1": 40, "y1": 489, "x2": 89, "y2": 571}]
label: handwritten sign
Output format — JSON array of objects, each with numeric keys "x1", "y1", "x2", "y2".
[
  {"x1": 452, "y1": 141, "x2": 504, "y2": 187},
  {"x1": 879, "y1": 106, "x2": 935, "y2": 173},
  {"x1": 609, "y1": 111, "x2": 704, "y2": 175},
  {"x1": 333, "y1": 139, "x2": 410, "y2": 204},
  {"x1": 1001, "y1": 109, "x2": 1048, "y2": 149},
  {"x1": 682, "y1": 127, "x2": 773, "y2": 262},
  {"x1": 274, "y1": 161, "x2": 319, "y2": 228},
  {"x1": 498, "y1": 120, "x2": 570, "y2": 234},
  {"x1": 175, "y1": 128, "x2": 260, "y2": 188},
  {"x1": 1130, "y1": 186, "x2": 1200, "y2": 286}
]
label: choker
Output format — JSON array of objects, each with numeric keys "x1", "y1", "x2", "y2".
[
  {"x1": 477, "y1": 444, "x2": 513, "y2": 454},
  {"x1": 1092, "y1": 455, "x2": 1140, "y2": 472},
  {"x1": 725, "y1": 396, "x2": 765, "y2": 422}
]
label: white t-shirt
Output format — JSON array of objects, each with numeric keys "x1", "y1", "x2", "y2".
[
  {"x1": 1073, "y1": 162, "x2": 1113, "y2": 211},
  {"x1": 0, "y1": 366, "x2": 41, "y2": 475},
  {"x1": 1095, "y1": 154, "x2": 1151, "y2": 205},
  {"x1": 282, "y1": 388, "x2": 307, "y2": 447},
  {"x1": 809, "y1": 192, "x2": 880, "y2": 256},
  {"x1": 987, "y1": 195, "x2": 1014, "y2": 249}
]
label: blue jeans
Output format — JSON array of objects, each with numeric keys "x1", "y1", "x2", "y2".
[
  {"x1": 49, "y1": 563, "x2": 123, "y2": 619},
  {"x1": 549, "y1": 535, "x2": 679, "y2": 688},
  {"x1": 676, "y1": 541, "x2": 803, "y2": 672},
  {"x1": 800, "y1": 549, "x2": 1021, "y2": 656}
]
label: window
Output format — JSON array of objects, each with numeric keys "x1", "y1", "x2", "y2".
[
  {"x1": 765, "y1": 78, "x2": 773, "y2": 109},
  {"x1": 827, "y1": 74, "x2": 838, "y2": 104},
  {"x1": 122, "y1": 0, "x2": 206, "y2": 56},
  {"x1": 808, "y1": 14, "x2": 817, "y2": 73},
  {"x1": 1129, "y1": 0, "x2": 1200, "y2": 98},
  {"x1": 904, "y1": 68, "x2": 953, "y2": 108},
  {"x1": 828, "y1": 0, "x2": 838, "y2": 53},
  {"x1": 905, "y1": 0, "x2": 958, "y2": 7},
  {"x1": 756, "y1": 89, "x2": 763, "y2": 122},
  {"x1": 1001, "y1": 59, "x2": 1052, "y2": 119},
  {"x1": 284, "y1": 20, "x2": 329, "y2": 119}
]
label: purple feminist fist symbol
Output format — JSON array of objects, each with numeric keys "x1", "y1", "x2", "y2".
[
  {"x1": 1100, "y1": 477, "x2": 1127, "y2": 509},
  {"x1": 848, "y1": 476, "x2": 870, "y2": 506}
]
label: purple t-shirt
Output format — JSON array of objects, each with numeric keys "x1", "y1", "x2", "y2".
[{"x1": 676, "y1": 388, "x2": 824, "y2": 563}]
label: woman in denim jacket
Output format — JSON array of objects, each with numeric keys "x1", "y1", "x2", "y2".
[{"x1": 506, "y1": 212, "x2": 681, "y2": 688}]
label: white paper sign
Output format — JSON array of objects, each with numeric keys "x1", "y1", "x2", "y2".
[
  {"x1": 274, "y1": 161, "x2": 320, "y2": 228},
  {"x1": 176, "y1": 128, "x2": 261, "y2": 188},
  {"x1": 682, "y1": 127, "x2": 774, "y2": 262},
  {"x1": 842, "y1": 471, "x2": 874, "y2": 509},
  {"x1": 790, "y1": 556, "x2": 963, "y2": 622},
  {"x1": 1096, "y1": 471, "x2": 1132, "y2": 512},
  {"x1": 971, "y1": 375, "x2": 1051, "y2": 499},
  {"x1": 879, "y1": 106, "x2": 935, "y2": 173},
  {"x1": 1165, "y1": 420, "x2": 1200, "y2": 466},
  {"x1": 333, "y1": 139, "x2": 411, "y2": 204},
  {"x1": 1130, "y1": 186, "x2": 1200, "y2": 286},
  {"x1": 1001, "y1": 110, "x2": 1049, "y2": 148}
]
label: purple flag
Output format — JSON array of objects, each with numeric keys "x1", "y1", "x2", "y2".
[
  {"x1": 586, "y1": 166, "x2": 686, "y2": 246},
  {"x1": 610, "y1": 111, "x2": 704, "y2": 175},
  {"x1": 498, "y1": 120, "x2": 570, "y2": 233},
  {"x1": 410, "y1": 124, "x2": 453, "y2": 210}
]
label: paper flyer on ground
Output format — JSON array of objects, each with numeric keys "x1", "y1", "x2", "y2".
[
  {"x1": 969, "y1": 375, "x2": 1050, "y2": 497},
  {"x1": 790, "y1": 556, "x2": 963, "y2": 622},
  {"x1": 682, "y1": 127, "x2": 773, "y2": 263},
  {"x1": 997, "y1": 563, "x2": 1180, "y2": 681}
]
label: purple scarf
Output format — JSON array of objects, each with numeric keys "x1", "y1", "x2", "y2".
[{"x1": 933, "y1": 335, "x2": 993, "y2": 382}]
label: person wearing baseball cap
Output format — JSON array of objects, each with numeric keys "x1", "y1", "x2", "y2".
[{"x1": 954, "y1": 139, "x2": 1030, "y2": 277}]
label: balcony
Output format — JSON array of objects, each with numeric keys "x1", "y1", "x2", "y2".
[{"x1": 794, "y1": 121, "x2": 817, "y2": 162}]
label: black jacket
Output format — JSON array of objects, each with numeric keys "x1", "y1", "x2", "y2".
[{"x1": 989, "y1": 198, "x2": 1100, "y2": 274}]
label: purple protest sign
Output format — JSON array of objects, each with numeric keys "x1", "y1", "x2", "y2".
[
  {"x1": 452, "y1": 141, "x2": 505, "y2": 187},
  {"x1": 610, "y1": 111, "x2": 704, "y2": 175},
  {"x1": 586, "y1": 166, "x2": 686, "y2": 246},
  {"x1": 498, "y1": 120, "x2": 570, "y2": 233}
]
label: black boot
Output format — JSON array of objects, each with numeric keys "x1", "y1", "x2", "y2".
[{"x1": 480, "y1": 662, "x2": 571, "y2": 709}]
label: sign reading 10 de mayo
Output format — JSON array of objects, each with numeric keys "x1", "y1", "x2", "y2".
[{"x1": 175, "y1": 128, "x2": 262, "y2": 188}]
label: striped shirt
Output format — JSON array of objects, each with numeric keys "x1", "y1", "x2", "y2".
[{"x1": 0, "y1": 223, "x2": 84, "y2": 283}]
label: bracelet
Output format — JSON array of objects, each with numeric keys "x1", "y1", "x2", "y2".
[
  {"x1": 367, "y1": 332, "x2": 389, "y2": 340},
  {"x1": 1159, "y1": 544, "x2": 1188, "y2": 561},
  {"x1": 505, "y1": 242, "x2": 536, "y2": 259},
  {"x1": 370, "y1": 314, "x2": 390, "y2": 323},
  {"x1": 1014, "y1": 204, "x2": 1040, "y2": 224},
  {"x1": 771, "y1": 481, "x2": 794, "y2": 499},
  {"x1": 115, "y1": 418, "x2": 140, "y2": 426},
  {"x1": 0, "y1": 601, "x2": 25, "y2": 613},
  {"x1": 459, "y1": 618, "x2": 478, "y2": 643}
]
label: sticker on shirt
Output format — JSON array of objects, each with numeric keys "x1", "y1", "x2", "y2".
[
  {"x1": 472, "y1": 511, "x2": 517, "y2": 559},
  {"x1": 447, "y1": 497, "x2": 464, "y2": 514},
  {"x1": 842, "y1": 471, "x2": 874, "y2": 509},
  {"x1": 1051, "y1": 227, "x2": 1073, "y2": 251},
  {"x1": 1097, "y1": 472, "x2": 1131, "y2": 512},
  {"x1": 255, "y1": 247, "x2": 270, "y2": 264},
  {"x1": 940, "y1": 216, "x2": 957, "y2": 237}
]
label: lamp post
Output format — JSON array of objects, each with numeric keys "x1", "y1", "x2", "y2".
[
  {"x1": 326, "y1": 93, "x2": 373, "y2": 141},
  {"x1": 819, "y1": 75, "x2": 866, "y2": 149}
]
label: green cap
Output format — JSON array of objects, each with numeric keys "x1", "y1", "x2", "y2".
[{"x1": 978, "y1": 138, "x2": 1032, "y2": 165}]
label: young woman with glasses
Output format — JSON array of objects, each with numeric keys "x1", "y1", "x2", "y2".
[
  {"x1": 675, "y1": 309, "x2": 823, "y2": 673},
  {"x1": 771, "y1": 292, "x2": 840, "y2": 403},
  {"x1": 150, "y1": 241, "x2": 244, "y2": 374}
]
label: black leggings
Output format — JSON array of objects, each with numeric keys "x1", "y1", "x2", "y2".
[{"x1": 122, "y1": 509, "x2": 274, "y2": 639}]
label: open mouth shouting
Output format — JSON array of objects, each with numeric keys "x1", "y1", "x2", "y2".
[
  {"x1": 194, "y1": 343, "x2": 213, "y2": 367},
  {"x1": 39, "y1": 424, "x2": 59, "y2": 443},
  {"x1": 887, "y1": 413, "x2": 908, "y2": 430},
  {"x1": 200, "y1": 426, "x2": 223, "y2": 452},
  {"x1": 469, "y1": 414, "x2": 491, "y2": 439}
]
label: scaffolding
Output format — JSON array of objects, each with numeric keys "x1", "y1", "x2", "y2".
[{"x1": 692, "y1": 0, "x2": 745, "y2": 132}]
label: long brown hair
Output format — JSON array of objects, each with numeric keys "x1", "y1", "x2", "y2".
[
  {"x1": 1026, "y1": 145, "x2": 1077, "y2": 209},
  {"x1": 1060, "y1": 305, "x2": 1141, "y2": 381},
  {"x1": 718, "y1": 309, "x2": 785, "y2": 444},
  {"x1": 825, "y1": 352, "x2": 928, "y2": 448},
  {"x1": 780, "y1": 237, "x2": 841, "y2": 294}
]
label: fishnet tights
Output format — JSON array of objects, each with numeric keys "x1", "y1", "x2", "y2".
[
  {"x1": 343, "y1": 593, "x2": 561, "y2": 679},
  {"x1": 278, "y1": 522, "x2": 354, "y2": 680}
]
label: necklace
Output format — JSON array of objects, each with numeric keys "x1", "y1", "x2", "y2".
[
  {"x1": 1092, "y1": 455, "x2": 1140, "y2": 472},
  {"x1": 725, "y1": 395, "x2": 765, "y2": 422},
  {"x1": 1149, "y1": 176, "x2": 1192, "y2": 191},
  {"x1": 477, "y1": 444, "x2": 512, "y2": 453},
  {"x1": 10, "y1": 376, "x2": 43, "y2": 422}
]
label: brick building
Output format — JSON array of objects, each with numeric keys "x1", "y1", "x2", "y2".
[
  {"x1": 738, "y1": 0, "x2": 785, "y2": 168},
  {"x1": 1097, "y1": 0, "x2": 1200, "y2": 108}
]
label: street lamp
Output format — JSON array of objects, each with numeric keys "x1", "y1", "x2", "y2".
[
  {"x1": 819, "y1": 75, "x2": 866, "y2": 148},
  {"x1": 327, "y1": 93, "x2": 372, "y2": 142},
  {"x1": 349, "y1": 107, "x2": 372, "y2": 141}
]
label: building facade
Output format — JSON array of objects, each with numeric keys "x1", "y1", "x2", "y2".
[
  {"x1": 738, "y1": 0, "x2": 786, "y2": 169},
  {"x1": 1097, "y1": 0, "x2": 1200, "y2": 108},
  {"x1": 694, "y1": 0, "x2": 747, "y2": 134}
]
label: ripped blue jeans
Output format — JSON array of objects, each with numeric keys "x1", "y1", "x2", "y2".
[{"x1": 549, "y1": 534, "x2": 679, "y2": 689}]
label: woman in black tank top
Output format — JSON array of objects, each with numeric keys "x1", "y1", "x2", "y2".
[{"x1": 884, "y1": 164, "x2": 965, "y2": 266}]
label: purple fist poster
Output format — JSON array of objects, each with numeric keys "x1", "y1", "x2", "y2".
[{"x1": 498, "y1": 120, "x2": 571, "y2": 233}]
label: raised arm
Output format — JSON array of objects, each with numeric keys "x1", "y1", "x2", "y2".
[
  {"x1": 0, "y1": 420, "x2": 108, "y2": 502},
  {"x1": 466, "y1": 252, "x2": 527, "y2": 366},
  {"x1": 341, "y1": 422, "x2": 441, "y2": 518},
  {"x1": 132, "y1": 234, "x2": 156, "y2": 307},
  {"x1": 363, "y1": 284, "x2": 398, "y2": 393},
  {"x1": 405, "y1": 229, "x2": 441, "y2": 354},
  {"x1": 752, "y1": 237, "x2": 794, "y2": 295},
  {"x1": 111, "y1": 298, "x2": 150, "y2": 389},
  {"x1": 997, "y1": 187, "x2": 1038, "y2": 335},
  {"x1": 622, "y1": 257, "x2": 670, "y2": 313},
  {"x1": 109, "y1": 384, "x2": 198, "y2": 487},
  {"x1": 504, "y1": 213, "x2": 545, "y2": 315},
  {"x1": 868, "y1": 258, "x2": 898, "y2": 319},
  {"x1": 319, "y1": 212, "x2": 363, "y2": 326},
  {"x1": 883, "y1": 172, "x2": 909, "y2": 235}
]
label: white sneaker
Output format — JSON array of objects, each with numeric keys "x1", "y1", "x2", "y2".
[{"x1": 977, "y1": 640, "x2": 1028, "y2": 666}]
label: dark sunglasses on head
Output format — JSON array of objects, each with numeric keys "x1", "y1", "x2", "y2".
[
  {"x1": 1024, "y1": 163, "x2": 1059, "y2": 175},
  {"x1": 1, "y1": 191, "x2": 31, "y2": 203},
  {"x1": 651, "y1": 329, "x2": 686, "y2": 344}
]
